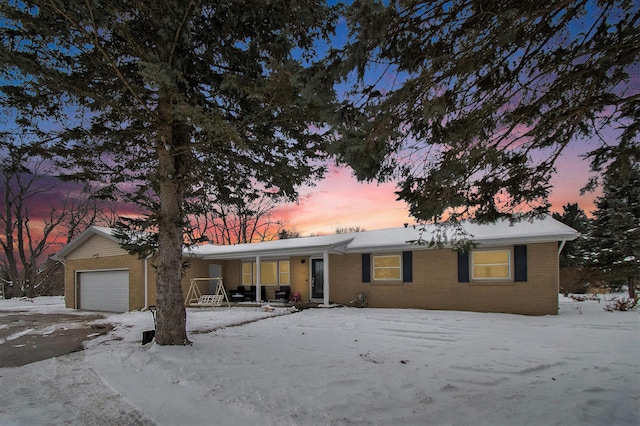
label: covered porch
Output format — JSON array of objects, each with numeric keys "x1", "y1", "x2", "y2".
[{"x1": 187, "y1": 234, "x2": 354, "y2": 306}]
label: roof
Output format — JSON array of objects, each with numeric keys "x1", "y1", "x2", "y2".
[
  {"x1": 187, "y1": 233, "x2": 354, "y2": 260},
  {"x1": 191, "y1": 215, "x2": 579, "y2": 259},
  {"x1": 345, "y1": 216, "x2": 580, "y2": 253},
  {"x1": 54, "y1": 216, "x2": 579, "y2": 261}
]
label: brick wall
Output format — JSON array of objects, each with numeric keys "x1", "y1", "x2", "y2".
[
  {"x1": 65, "y1": 242, "x2": 559, "y2": 314},
  {"x1": 328, "y1": 242, "x2": 559, "y2": 315}
]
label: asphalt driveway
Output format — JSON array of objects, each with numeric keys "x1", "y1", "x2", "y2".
[{"x1": 0, "y1": 311, "x2": 113, "y2": 367}]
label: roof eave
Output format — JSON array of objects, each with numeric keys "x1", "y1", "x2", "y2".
[
  {"x1": 197, "y1": 240, "x2": 352, "y2": 260},
  {"x1": 476, "y1": 233, "x2": 580, "y2": 247},
  {"x1": 345, "y1": 243, "x2": 416, "y2": 254},
  {"x1": 346, "y1": 232, "x2": 580, "y2": 254}
]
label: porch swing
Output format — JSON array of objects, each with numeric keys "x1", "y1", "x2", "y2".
[{"x1": 184, "y1": 277, "x2": 231, "y2": 308}]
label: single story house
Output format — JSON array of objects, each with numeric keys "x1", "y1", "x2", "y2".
[{"x1": 53, "y1": 216, "x2": 578, "y2": 315}]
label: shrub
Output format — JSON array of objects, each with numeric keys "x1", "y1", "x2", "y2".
[
  {"x1": 569, "y1": 294, "x2": 600, "y2": 302},
  {"x1": 603, "y1": 295, "x2": 639, "y2": 312}
]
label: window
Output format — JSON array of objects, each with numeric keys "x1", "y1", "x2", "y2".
[
  {"x1": 279, "y1": 260, "x2": 290, "y2": 285},
  {"x1": 472, "y1": 250, "x2": 510, "y2": 280},
  {"x1": 373, "y1": 255, "x2": 401, "y2": 281},
  {"x1": 260, "y1": 262, "x2": 278, "y2": 285},
  {"x1": 241, "y1": 260, "x2": 290, "y2": 285},
  {"x1": 242, "y1": 262, "x2": 253, "y2": 285}
]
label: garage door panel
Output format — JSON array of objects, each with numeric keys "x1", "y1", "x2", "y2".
[{"x1": 79, "y1": 270, "x2": 129, "y2": 313}]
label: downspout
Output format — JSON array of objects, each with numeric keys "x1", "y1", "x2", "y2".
[
  {"x1": 323, "y1": 249, "x2": 329, "y2": 306},
  {"x1": 557, "y1": 239, "x2": 567, "y2": 306},
  {"x1": 57, "y1": 259, "x2": 67, "y2": 307},
  {"x1": 558, "y1": 239, "x2": 567, "y2": 255}
]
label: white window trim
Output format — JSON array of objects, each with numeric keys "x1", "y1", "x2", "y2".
[
  {"x1": 471, "y1": 249, "x2": 512, "y2": 281},
  {"x1": 372, "y1": 254, "x2": 402, "y2": 281},
  {"x1": 279, "y1": 260, "x2": 290, "y2": 286},
  {"x1": 241, "y1": 262, "x2": 253, "y2": 286}
]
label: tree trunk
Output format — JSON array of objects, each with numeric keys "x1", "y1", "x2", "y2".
[
  {"x1": 155, "y1": 214, "x2": 188, "y2": 345},
  {"x1": 628, "y1": 276, "x2": 637, "y2": 300},
  {"x1": 153, "y1": 94, "x2": 189, "y2": 345}
]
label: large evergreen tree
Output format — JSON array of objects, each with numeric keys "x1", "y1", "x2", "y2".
[
  {"x1": 334, "y1": 0, "x2": 639, "y2": 223},
  {"x1": 0, "y1": 1, "x2": 339, "y2": 344},
  {"x1": 587, "y1": 157, "x2": 640, "y2": 298},
  {"x1": 552, "y1": 203, "x2": 590, "y2": 268}
]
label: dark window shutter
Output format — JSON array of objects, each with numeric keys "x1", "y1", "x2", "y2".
[
  {"x1": 458, "y1": 252, "x2": 470, "y2": 282},
  {"x1": 402, "y1": 251, "x2": 413, "y2": 282},
  {"x1": 514, "y1": 245, "x2": 527, "y2": 282},
  {"x1": 362, "y1": 253, "x2": 371, "y2": 283}
]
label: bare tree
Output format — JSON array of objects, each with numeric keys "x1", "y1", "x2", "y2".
[
  {"x1": 277, "y1": 228, "x2": 300, "y2": 240},
  {"x1": 336, "y1": 226, "x2": 366, "y2": 234},
  {"x1": 0, "y1": 144, "x2": 105, "y2": 297},
  {"x1": 200, "y1": 194, "x2": 288, "y2": 245},
  {"x1": 62, "y1": 196, "x2": 119, "y2": 243}
]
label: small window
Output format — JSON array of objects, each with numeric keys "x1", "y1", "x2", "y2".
[
  {"x1": 472, "y1": 250, "x2": 510, "y2": 280},
  {"x1": 242, "y1": 263, "x2": 253, "y2": 285},
  {"x1": 279, "y1": 260, "x2": 290, "y2": 285},
  {"x1": 373, "y1": 255, "x2": 401, "y2": 281}
]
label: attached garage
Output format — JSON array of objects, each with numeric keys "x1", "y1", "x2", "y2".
[
  {"x1": 78, "y1": 270, "x2": 129, "y2": 313},
  {"x1": 55, "y1": 227, "x2": 151, "y2": 312}
]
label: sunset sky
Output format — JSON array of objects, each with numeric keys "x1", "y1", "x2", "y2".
[
  {"x1": 273, "y1": 138, "x2": 603, "y2": 236},
  {"x1": 26, "y1": 136, "x2": 603, "y2": 248}
]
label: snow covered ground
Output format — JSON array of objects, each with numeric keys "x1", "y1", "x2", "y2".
[{"x1": 0, "y1": 295, "x2": 638, "y2": 425}]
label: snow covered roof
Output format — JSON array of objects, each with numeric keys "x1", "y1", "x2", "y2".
[
  {"x1": 346, "y1": 216, "x2": 580, "y2": 253},
  {"x1": 54, "y1": 216, "x2": 579, "y2": 261},
  {"x1": 187, "y1": 233, "x2": 354, "y2": 260},
  {"x1": 191, "y1": 215, "x2": 579, "y2": 259}
]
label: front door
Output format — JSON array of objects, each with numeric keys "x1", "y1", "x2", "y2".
[
  {"x1": 208, "y1": 264, "x2": 222, "y2": 293},
  {"x1": 311, "y1": 258, "x2": 324, "y2": 299}
]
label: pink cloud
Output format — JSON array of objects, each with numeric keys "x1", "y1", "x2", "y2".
[
  {"x1": 548, "y1": 139, "x2": 602, "y2": 217},
  {"x1": 274, "y1": 167, "x2": 414, "y2": 235},
  {"x1": 276, "y1": 137, "x2": 601, "y2": 234}
]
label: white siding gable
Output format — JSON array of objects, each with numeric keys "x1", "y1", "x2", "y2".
[{"x1": 65, "y1": 234, "x2": 128, "y2": 260}]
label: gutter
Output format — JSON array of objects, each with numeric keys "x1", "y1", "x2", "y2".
[
  {"x1": 558, "y1": 230, "x2": 582, "y2": 255},
  {"x1": 200, "y1": 240, "x2": 353, "y2": 261},
  {"x1": 349, "y1": 235, "x2": 579, "y2": 254}
]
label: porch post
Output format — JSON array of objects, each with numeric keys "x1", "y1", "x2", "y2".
[
  {"x1": 323, "y1": 249, "x2": 329, "y2": 305},
  {"x1": 255, "y1": 255, "x2": 261, "y2": 303}
]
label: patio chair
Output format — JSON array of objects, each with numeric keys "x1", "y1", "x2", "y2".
[{"x1": 274, "y1": 286, "x2": 290, "y2": 301}]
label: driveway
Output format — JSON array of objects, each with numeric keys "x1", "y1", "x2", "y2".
[{"x1": 0, "y1": 311, "x2": 113, "y2": 367}]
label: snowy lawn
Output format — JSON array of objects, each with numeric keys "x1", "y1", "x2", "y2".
[{"x1": 0, "y1": 295, "x2": 638, "y2": 425}]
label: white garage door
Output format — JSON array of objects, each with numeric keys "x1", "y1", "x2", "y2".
[{"x1": 79, "y1": 270, "x2": 129, "y2": 313}]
